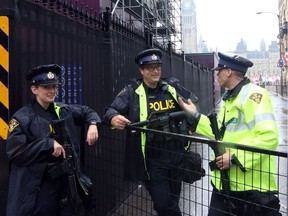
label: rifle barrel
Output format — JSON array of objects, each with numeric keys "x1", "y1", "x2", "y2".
[
  {"x1": 127, "y1": 111, "x2": 186, "y2": 128},
  {"x1": 129, "y1": 120, "x2": 149, "y2": 127},
  {"x1": 168, "y1": 111, "x2": 186, "y2": 119}
]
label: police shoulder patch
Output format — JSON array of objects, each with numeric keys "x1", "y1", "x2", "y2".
[
  {"x1": 249, "y1": 93, "x2": 263, "y2": 104},
  {"x1": 9, "y1": 119, "x2": 19, "y2": 132}
]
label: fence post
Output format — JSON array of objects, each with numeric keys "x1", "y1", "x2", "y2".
[
  {"x1": 103, "y1": 6, "x2": 111, "y2": 32},
  {"x1": 145, "y1": 28, "x2": 153, "y2": 47}
]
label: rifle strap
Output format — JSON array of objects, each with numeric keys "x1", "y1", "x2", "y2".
[
  {"x1": 219, "y1": 107, "x2": 226, "y2": 140},
  {"x1": 59, "y1": 197, "x2": 69, "y2": 208}
]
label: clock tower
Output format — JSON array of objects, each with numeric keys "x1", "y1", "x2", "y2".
[{"x1": 181, "y1": 0, "x2": 197, "y2": 53}]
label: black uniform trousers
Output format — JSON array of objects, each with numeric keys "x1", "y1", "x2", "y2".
[
  {"x1": 144, "y1": 138, "x2": 183, "y2": 216},
  {"x1": 33, "y1": 174, "x2": 72, "y2": 216},
  {"x1": 144, "y1": 159, "x2": 182, "y2": 216},
  {"x1": 208, "y1": 187, "x2": 282, "y2": 216}
]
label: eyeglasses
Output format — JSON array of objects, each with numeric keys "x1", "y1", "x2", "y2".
[{"x1": 143, "y1": 65, "x2": 161, "y2": 72}]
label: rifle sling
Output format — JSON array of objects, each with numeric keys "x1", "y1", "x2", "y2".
[
  {"x1": 210, "y1": 111, "x2": 236, "y2": 213},
  {"x1": 219, "y1": 107, "x2": 226, "y2": 140}
]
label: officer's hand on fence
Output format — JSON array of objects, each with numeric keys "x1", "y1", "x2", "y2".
[
  {"x1": 86, "y1": 125, "x2": 99, "y2": 145},
  {"x1": 52, "y1": 140, "x2": 66, "y2": 159},
  {"x1": 178, "y1": 97, "x2": 197, "y2": 115},
  {"x1": 215, "y1": 151, "x2": 232, "y2": 170},
  {"x1": 111, "y1": 115, "x2": 131, "y2": 130}
]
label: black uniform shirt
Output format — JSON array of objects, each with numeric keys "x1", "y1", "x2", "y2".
[
  {"x1": 145, "y1": 82, "x2": 180, "y2": 117},
  {"x1": 32, "y1": 100, "x2": 58, "y2": 122}
]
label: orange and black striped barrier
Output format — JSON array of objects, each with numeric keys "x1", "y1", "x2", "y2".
[{"x1": 0, "y1": 16, "x2": 9, "y2": 140}]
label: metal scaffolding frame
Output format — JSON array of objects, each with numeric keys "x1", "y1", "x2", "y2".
[{"x1": 111, "y1": 0, "x2": 182, "y2": 52}]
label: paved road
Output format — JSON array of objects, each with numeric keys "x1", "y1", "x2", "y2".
[
  {"x1": 270, "y1": 93, "x2": 287, "y2": 214},
  {"x1": 271, "y1": 93, "x2": 287, "y2": 151}
]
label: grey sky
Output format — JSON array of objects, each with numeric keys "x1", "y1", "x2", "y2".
[{"x1": 194, "y1": 0, "x2": 279, "y2": 52}]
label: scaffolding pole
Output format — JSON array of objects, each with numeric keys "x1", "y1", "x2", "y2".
[{"x1": 110, "y1": 0, "x2": 182, "y2": 52}]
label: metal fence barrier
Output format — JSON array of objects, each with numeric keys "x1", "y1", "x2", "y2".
[
  {"x1": 86, "y1": 125, "x2": 287, "y2": 216},
  {"x1": 0, "y1": 1, "x2": 283, "y2": 215},
  {"x1": 265, "y1": 85, "x2": 288, "y2": 97},
  {"x1": 0, "y1": 1, "x2": 215, "y2": 214}
]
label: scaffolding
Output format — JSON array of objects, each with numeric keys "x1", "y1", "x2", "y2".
[{"x1": 111, "y1": 0, "x2": 182, "y2": 53}]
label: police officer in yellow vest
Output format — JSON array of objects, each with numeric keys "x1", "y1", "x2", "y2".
[
  {"x1": 104, "y1": 48, "x2": 197, "y2": 216},
  {"x1": 179, "y1": 52, "x2": 281, "y2": 216}
]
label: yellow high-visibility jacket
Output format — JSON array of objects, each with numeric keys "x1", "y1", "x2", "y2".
[{"x1": 196, "y1": 81, "x2": 279, "y2": 192}]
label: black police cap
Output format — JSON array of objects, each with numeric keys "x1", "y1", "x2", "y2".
[
  {"x1": 135, "y1": 48, "x2": 163, "y2": 66},
  {"x1": 26, "y1": 64, "x2": 62, "y2": 85},
  {"x1": 212, "y1": 52, "x2": 253, "y2": 73}
]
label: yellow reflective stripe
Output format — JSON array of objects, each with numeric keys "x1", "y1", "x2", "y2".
[
  {"x1": 239, "y1": 83, "x2": 251, "y2": 103},
  {"x1": 247, "y1": 112, "x2": 276, "y2": 129},
  {"x1": 136, "y1": 84, "x2": 148, "y2": 122},
  {"x1": 226, "y1": 113, "x2": 276, "y2": 132},
  {"x1": 167, "y1": 85, "x2": 177, "y2": 101},
  {"x1": 135, "y1": 84, "x2": 147, "y2": 159},
  {"x1": 53, "y1": 102, "x2": 61, "y2": 119}
]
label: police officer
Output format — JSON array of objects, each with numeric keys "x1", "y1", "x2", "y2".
[
  {"x1": 179, "y1": 52, "x2": 281, "y2": 216},
  {"x1": 104, "y1": 48, "x2": 197, "y2": 216},
  {"x1": 6, "y1": 64, "x2": 101, "y2": 216}
]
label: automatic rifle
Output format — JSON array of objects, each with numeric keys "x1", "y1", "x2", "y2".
[
  {"x1": 208, "y1": 113, "x2": 246, "y2": 214},
  {"x1": 128, "y1": 110, "x2": 205, "y2": 183},
  {"x1": 51, "y1": 119, "x2": 87, "y2": 216},
  {"x1": 129, "y1": 111, "x2": 186, "y2": 130}
]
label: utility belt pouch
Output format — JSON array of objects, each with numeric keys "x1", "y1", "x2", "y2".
[
  {"x1": 47, "y1": 158, "x2": 73, "y2": 180},
  {"x1": 178, "y1": 150, "x2": 206, "y2": 184},
  {"x1": 245, "y1": 190, "x2": 281, "y2": 214}
]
